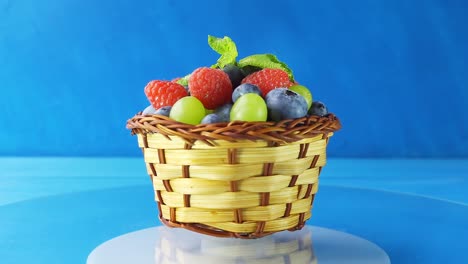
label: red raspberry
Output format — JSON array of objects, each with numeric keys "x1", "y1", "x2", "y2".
[
  {"x1": 144, "y1": 80, "x2": 188, "y2": 109},
  {"x1": 241, "y1": 68, "x2": 293, "y2": 97},
  {"x1": 189, "y1": 67, "x2": 232, "y2": 109}
]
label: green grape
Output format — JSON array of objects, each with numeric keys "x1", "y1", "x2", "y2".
[
  {"x1": 205, "y1": 108, "x2": 214, "y2": 115},
  {"x1": 169, "y1": 96, "x2": 205, "y2": 125},
  {"x1": 289, "y1": 84, "x2": 312, "y2": 110},
  {"x1": 230, "y1": 93, "x2": 267, "y2": 122}
]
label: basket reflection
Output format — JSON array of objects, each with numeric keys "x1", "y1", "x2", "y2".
[{"x1": 154, "y1": 226, "x2": 316, "y2": 264}]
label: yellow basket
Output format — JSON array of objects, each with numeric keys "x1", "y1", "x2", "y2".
[{"x1": 126, "y1": 114, "x2": 341, "y2": 239}]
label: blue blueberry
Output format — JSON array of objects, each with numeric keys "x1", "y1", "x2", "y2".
[
  {"x1": 142, "y1": 105, "x2": 157, "y2": 115},
  {"x1": 232, "y1": 84, "x2": 262, "y2": 102},
  {"x1": 214, "y1": 103, "x2": 233, "y2": 122},
  {"x1": 201, "y1": 113, "x2": 222, "y2": 124},
  {"x1": 155, "y1": 106, "x2": 172, "y2": 117},
  {"x1": 308, "y1": 101, "x2": 328, "y2": 117},
  {"x1": 265, "y1": 88, "x2": 308, "y2": 122},
  {"x1": 223, "y1": 64, "x2": 245, "y2": 89}
]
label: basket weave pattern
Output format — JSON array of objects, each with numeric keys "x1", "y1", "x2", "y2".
[{"x1": 127, "y1": 114, "x2": 341, "y2": 238}]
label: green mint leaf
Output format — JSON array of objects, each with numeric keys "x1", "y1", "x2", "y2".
[
  {"x1": 176, "y1": 74, "x2": 190, "y2": 86},
  {"x1": 208, "y1": 35, "x2": 238, "y2": 69},
  {"x1": 238, "y1": 54, "x2": 295, "y2": 82}
]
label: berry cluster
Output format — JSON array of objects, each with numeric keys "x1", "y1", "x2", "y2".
[{"x1": 142, "y1": 36, "x2": 330, "y2": 125}]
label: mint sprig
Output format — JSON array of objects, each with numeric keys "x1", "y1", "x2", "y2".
[
  {"x1": 207, "y1": 35, "x2": 295, "y2": 82},
  {"x1": 238, "y1": 54, "x2": 295, "y2": 82},
  {"x1": 208, "y1": 35, "x2": 238, "y2": 69}
]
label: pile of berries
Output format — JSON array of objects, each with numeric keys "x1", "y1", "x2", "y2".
[{"x1": 141, "y1": 36, "x2": 330, "y2": 125}]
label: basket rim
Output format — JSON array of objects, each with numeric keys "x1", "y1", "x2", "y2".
[{"x1": 126, "y1": 113, "x2": 341, "y2": 146}]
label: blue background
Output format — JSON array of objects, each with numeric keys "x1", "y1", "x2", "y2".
[
  {"x1": 1, "y1": 0, "x2": 467, "y2": 158},
  {"x1": 1, "y1": 2, "x2": 468, "y2": 262}
]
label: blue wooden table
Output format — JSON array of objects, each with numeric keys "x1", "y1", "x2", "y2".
[{"x1": 1, "y1": 157, "x2": 467, "y2": 263}]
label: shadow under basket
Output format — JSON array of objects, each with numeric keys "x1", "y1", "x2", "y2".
[{"x1": 126, "y1": 114, "x2": 341, "y2": 239}]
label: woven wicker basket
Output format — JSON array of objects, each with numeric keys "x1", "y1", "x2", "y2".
[{"x1": 126, "y1": 114, "x2": 341, "y2": 239}]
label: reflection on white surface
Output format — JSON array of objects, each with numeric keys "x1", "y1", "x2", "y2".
[
  {"x1": 154, "y1": 227, "x2": 315, "y2": 264},
  {"x1": 87, "y1": 226, "x2": 390, "y2": 264}
]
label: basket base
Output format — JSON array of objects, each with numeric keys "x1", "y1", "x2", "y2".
[
  {"x1": 87, "y1": 225, "x2": 390, "y2": 264},
  {"x1": 159, "y1": 214, "x2": 309, "y2": 239},
  {"x1": 160, "y1": 217, "x2": 303, "y2": 239}
]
